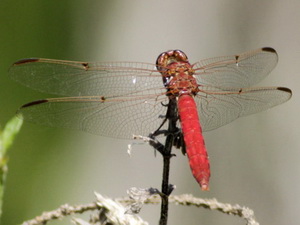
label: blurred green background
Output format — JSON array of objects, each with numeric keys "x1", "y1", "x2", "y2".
[{"x1": 0, "y1": 0, "x2": 299, "y2": 224}]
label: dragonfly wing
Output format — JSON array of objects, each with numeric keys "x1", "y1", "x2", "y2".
[
  {"x1": 195, "y1": 86, "x2": 292, "y2": 131},
  {"x1": 17, "y1": 93, "x2": 169, "y2": 139},
  {"x1": 9, "y1": 59, "x2": 163, "y2": 97},
  {"x1": 193, "y1": 47, "x2": 278, "y2": 88}
]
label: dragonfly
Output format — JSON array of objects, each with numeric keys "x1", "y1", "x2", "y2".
[{"x1": 9, "y1": 47, "x2": 292, "y2": 190}]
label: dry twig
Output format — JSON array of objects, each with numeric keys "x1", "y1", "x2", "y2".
[{"x1": 21, "y1": 192, "x2": 259, "y2": 225}]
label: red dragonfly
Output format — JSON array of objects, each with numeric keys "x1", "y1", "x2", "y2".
[{"x1": 10, "y1": 47, "x2": 292, "y2": 190}]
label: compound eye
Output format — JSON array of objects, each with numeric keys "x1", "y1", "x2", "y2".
[
  {"x1": 173, "y1": 50, "x2": 188, "y2": 62},
  {"x1": 156, "y1": 52, "x2": 169, "y2": 73}
]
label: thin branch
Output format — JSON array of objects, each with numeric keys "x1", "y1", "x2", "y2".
[
  {"x1": 21, "y1": 203, "x2": 97, "y2": 225},
  {"x1": 168, "y1": 195, "x2": 259, "y2": 225},
  {"x1": 21, "y1": 193, "x2": 259, "y2": 225},
  {"x1": 132, "y1": 132, "x2": 175, "y2": 225}
]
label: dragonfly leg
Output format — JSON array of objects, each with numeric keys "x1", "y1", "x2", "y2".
[{"x1": 173, "y1": 131, "x2": 186, "y2": 155}]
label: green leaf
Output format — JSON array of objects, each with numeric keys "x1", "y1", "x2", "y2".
[
  {"x1": 0, "y1": 116, "x2": 23, "y2": 158},
  {"x1": 0, "y1": 116, "x2": 23, "y2": 219}
]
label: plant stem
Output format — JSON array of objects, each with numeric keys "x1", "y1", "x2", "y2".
[{"x1": 158, "y1": 98, "x2": 178, "y2": 225}]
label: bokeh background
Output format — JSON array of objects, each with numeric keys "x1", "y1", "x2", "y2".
[{"x1": 0, "y1": 1, "x2": 299, "y2": 224}]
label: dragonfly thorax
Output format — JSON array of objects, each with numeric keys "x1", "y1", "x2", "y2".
[{"x1": 166, "y1": 68, "x2": 199, "y2": 96}]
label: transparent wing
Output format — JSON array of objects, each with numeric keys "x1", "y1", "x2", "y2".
[
  {"x1": 9, "y1": 58, "x2": 163, "y2": 97},
  {"x1": 195, "y1": 86, "x2": 292, "y2": 131},
  {"x1": 193, "y1": 47, "x2": 278, "y2": 88},
  {"x1": 17, "y1": 93, "x2": 170, "y2": 139}
]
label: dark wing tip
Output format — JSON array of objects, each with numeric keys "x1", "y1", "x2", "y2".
[
  {"x1": 21, "y1": 99, "x2": 49, "y2": 108},
  {"x1": 12, "y1": 58, "x2": 40, "y2": 66},
  {"x1": 261, "y1": 47, "x2": 276, "y2": 54},
  {"x1": 277, "y1": 87, "x2": 292, "y2": 95}
]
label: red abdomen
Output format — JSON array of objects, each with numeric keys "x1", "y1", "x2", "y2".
[{"x1": 178, "y1": 94, "x2": 210, "y2": 190}]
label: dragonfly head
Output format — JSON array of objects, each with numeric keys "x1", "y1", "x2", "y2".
[{"x1": 156, "y1": 50, "x2": 189, "y2": 72}]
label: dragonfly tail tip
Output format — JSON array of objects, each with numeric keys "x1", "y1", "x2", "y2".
[{"x1": 200, "y1": 183, "x2": 209, "y2": 191}]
